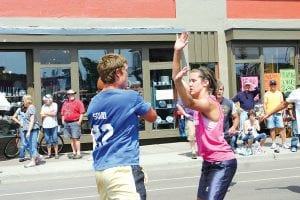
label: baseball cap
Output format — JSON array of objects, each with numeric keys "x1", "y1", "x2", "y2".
[
  {"x1": 269, "y1": 80, "x2": 277, "y2": 85},
  {"x1": 244, "y1": 81, "x2": 251, "y2": 86},
  {"x1": 66, "y1": 89, "x2": 76, "y2": 95}
]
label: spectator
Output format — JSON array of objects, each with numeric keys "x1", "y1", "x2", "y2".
[
  {"x1": 242, "y1": 109, "x2": 267, "y2": 155},
  {"x1": 61, "y1": 89, "x2": 85, "y2": 159},
  {"x1": 172, "y1": 32, "x2": 236, "y2": 200},
  {"x1": 87, "y1": 53, "x2": 157, "y2": 200},
  {"x1": 232, "y1": 81, "x2": 260, "y2": 132},
  {"x1": 40, "y1": 94, "x2": 59, "y2": 159},
  {"x1": 176, "y1": 98, "x2": 197, "y2": 159},
  {"x1": 22, "y1": 94, "x2": 43, "y2": 168},
  {"x1": 263, "y1": 80, "x2": 288, "y2": 149},
  {"x1": 11, "y1": 103, "x2": 28, "y2": 162},
  {"x1": 216, "y1": 81, "x2": 239, "y2": 152},
  {"x1": 261, "y1": 84, "x2": 300, "y2": 152},
  {"x1": 176, "y1": 100, "x2": 187, "y2": 137}
]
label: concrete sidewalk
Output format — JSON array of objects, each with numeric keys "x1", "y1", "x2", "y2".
[{"x1": 1, "y1": 138, "x2": 299, "y2": 184}]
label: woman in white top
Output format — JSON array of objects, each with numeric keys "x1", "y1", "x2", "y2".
[{"x1": 41, "y1": 94, "x2": 59, "y2": 159}]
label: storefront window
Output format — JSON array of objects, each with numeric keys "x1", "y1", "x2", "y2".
[
  {"x1": 234, "y1": 47, "x2": 259, "y2": 60},
  {"x1": 0, "y1": 51, "x2": 28, "y2": 135},
  {"x1": 40, "y1": 50, "x2": 71, "y2": 64},
  {"x1": 190, "y1": 63, "x2": 216, "y2": 72},
  {"x1": 149, "y1": 48, "x2": 173, "y2": 62},
  {"x1": 78, "y1": 50, "x2": 107, "y2": 109},
  {"x1": 263, "y1": 47, "x2": 295, "y2": 73},
  {"x1": 151, "y1": 69, "x2": 175, "y2": 130}
]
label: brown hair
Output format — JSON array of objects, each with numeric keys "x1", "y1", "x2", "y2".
[
  {"x1": 191, "y1": 66, "x2": 217, "y2": 96},
  {"x1": 97, "y1": 53, "x2": 128, "y2": 84},
  {"x1": 248, "y1": 109, "x2": 256, "y2": 117}
]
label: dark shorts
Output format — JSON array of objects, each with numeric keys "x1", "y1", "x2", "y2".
[{"x1": 198, "y1": 158, "x2": 237, "y2": 200}]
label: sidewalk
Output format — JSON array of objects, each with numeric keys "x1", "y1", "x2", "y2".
[{"x1": 0, "y1": 137, "x2": 299, "y2": 184}]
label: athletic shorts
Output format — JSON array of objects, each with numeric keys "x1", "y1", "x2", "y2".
[
  {"x1": 198, "y1": 159, "x2": 237, "y2": 200},
  {"x1": 95, "y1": 165, "x2": 146, "y2": 200}
]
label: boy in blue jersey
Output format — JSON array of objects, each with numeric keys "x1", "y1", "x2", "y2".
[{"x1": 87, "y1": 53, "x2": 157, "y2": 200}]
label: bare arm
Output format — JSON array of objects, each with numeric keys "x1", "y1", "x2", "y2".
[
  {"x1": 260, "y1": 101, "x2": 289, "y2": 121},
  {"x1": 142, "y1": 108, "x2": 157, "y2": 122},
  {"x1": 229, "y1": 112, "x2": 239, "y2": 135},
  {"x1": 11, "y1": 111, "x2": 21, "y2": 126}
]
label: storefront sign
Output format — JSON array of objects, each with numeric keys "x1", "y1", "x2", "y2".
[
  {"x1": 280, "y1": 69, "x2": 296, "y2": 93},
  {"x1": 264, "y1": 73, "x2": 280, "y2": 91}
]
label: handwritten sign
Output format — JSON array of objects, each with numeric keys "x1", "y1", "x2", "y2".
[
  {"x1": 241, "y1": 76, "x2": 259, "y2": 100},
  {"x1": 280, "y1": 69, "x2": 296, "y2": 93},
  {"x1": 264, "y1": 73, "x2": 280, "y2": 91},
  {"x1": 241, "y1": 76, "x2": 258, "y2": 91}
]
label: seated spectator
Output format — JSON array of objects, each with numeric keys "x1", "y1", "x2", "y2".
[{"x1": 241, "y1": 109, "x2": 267, "y2": 155}]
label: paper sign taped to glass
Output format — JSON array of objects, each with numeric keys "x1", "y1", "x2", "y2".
[
  {"x1": 155, "y1": 89, "x2": 174, "y2": 100},
  {"x1": 0, "y1": 93, "x2": 11, "y2": 111}
]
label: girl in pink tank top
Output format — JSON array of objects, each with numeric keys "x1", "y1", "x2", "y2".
[{"x1": 173, "y1": 32, "x2": 237, "y2": 200}]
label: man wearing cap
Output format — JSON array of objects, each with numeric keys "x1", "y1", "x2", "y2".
[
  {"x1": 263, "y1": 80, "x2": 288, "y2": 149},
  {"x1": 232, "y1": 81, "x2": 260, "y2": 133},
  {"x1": 61, "y1": 89, "x2": 85, "y2": 159},
  {"x1": 262, "y1": 83, "x2": 300, "y2": 152}
]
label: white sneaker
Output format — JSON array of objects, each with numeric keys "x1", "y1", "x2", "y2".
[
  {"x1": 282, "y1": 143, "x2": 290, "y2": 149},
  {"x1": 271, "y1": 143, "x2": 277, "y2": 149}
]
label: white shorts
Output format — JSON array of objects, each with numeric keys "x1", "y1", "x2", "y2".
[{"x1": 95, "y1": 165, "x2": 146, "y2": 200}]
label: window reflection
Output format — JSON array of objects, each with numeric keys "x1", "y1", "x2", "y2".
[
  {"x1": 263, "y1": 47, "x2": 295, "y2": 73},
  {"x1": 234, "y1": 47, "x2": 259, "y2": 60},
  {"x1": 40, "y1": 50, "x2": 71, "y2": 64},
  {"x1": 0, "y1": 52, "x2": 27, "y2": 96}
]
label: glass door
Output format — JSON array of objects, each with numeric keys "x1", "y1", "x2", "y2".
[{"x1": 38, "y1": 49, "x2": 78, "y2": 125}]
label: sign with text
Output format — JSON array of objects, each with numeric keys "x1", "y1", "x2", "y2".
[
  {"x1": 264, "y1": 73, "x2": 280, "y2": 91},
  {"x1": 241, "y1": 76, "x2": 259, "y2": 100},
  {"x1": 280, "y1": 69, "x2": 296, "y2": 93}
]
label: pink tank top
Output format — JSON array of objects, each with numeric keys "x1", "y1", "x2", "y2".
[{"x1": 195, "y1": 96, "x2": 235, "y2": 162}]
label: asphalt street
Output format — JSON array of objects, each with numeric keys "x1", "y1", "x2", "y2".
[{"x1": 0, "y1": 138, "x2": 300, "y2": 200}]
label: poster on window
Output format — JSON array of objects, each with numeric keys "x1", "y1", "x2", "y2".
[
  {"x1": 280, "y1": 69, "x2": 296, "y2": 93},
  {"x1": 240, "y1": 76, "x2": 259, "y2": 100},
  {"x1": 264, "y1": 73, "x2": 280, "y2": 91}
]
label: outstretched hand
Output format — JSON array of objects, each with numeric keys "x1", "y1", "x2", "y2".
[
  {"x1": 174, "y1": 32, "x2": 188, "y2": 50},
  {"x1": 174, "y1": 66, "x2": 189, "y2": 82}
]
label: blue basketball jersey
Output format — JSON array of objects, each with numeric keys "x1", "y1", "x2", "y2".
[{"x1": 87, "y1": 89, "x2": 151, "y2": 171}]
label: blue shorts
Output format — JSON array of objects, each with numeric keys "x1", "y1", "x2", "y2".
[
  {"x1": 198, "y1": 159, "x2": 237, "y2": 200},
  {"x1": 64, "y1": 121, "x2": 81, "y2": 139},
  {"x1": 44, "y1": 126, "x2": 58, "y2": 145},
  {"x1": 267, "y1": 113, "x2": 284, "y2": 129}
]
